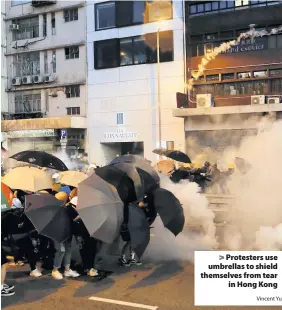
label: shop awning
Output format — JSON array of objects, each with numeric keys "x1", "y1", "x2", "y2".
[{"x1": 1, "y1": 116, "x2": 87, "y2": 132}]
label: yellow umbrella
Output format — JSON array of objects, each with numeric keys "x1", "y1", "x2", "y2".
[
  {"x1": 2, "y1": 166, "x2": 53, "y2": 192},
  {"x1": 59, "y1": 171, "x2": 88, "y2": 188},
  {"x1": 153, "y1": 160, "x2": 175, "y2": 175}
]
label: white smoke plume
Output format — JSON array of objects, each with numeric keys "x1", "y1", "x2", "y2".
[
  {"x1": 160, "y1": 177, "x2": 218, "y2": 247},
  {"x1": 188, "y1": 24, "x2": 282, "y2": 90},
  {"x1": 221, "y1": 120, "x2": 282, "y2": 251}
]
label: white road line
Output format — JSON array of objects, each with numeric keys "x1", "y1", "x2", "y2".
[{"x1": 89, "y1": 296, "x2": 158, "y2": 310}]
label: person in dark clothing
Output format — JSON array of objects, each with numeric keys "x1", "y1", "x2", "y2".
[{"x1": 67, "y1": 197, "x2": 98, "y2": 277}]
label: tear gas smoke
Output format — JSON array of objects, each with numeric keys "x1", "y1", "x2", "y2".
[
  {"x1": 188, "y1": 24, "x2": 282, "y2": 90},
  {"x1": 221, "y1": 120, "x2": 282, "y2": 251},
  {"x1": 145, "y1": 176, "x2": 218, "y2": 262}
]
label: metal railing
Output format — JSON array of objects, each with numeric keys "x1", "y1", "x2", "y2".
[
  {"x1": 12, "y1": 61, "x2": 40, "y2": 77},
  {"x1": 13, "y1": 25, "x2": 39, "y2": 41}
]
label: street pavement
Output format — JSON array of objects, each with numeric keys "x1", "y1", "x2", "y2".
[
  {"x1": 2, "y1": 261, "x2": 281, "y2": 310},
  {"x1": 2, "y1": 223, "x2": 280, "y2": 310}
]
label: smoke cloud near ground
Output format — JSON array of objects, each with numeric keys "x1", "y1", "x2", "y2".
[
  {"x1": 147, "y1": 117, "x2": 282, "y2": 261},
  {"x1": 145, "y1": 176, "x2": 218, "y2": 262},
  {"x1": 222, "y1": 119, "x2": 282, "y2": 250}
]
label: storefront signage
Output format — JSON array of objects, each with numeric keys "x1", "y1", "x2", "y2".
[
  {"x1": 224, "y1": 37, "x2": 268, "y2": 54},
  {"x1": 103, "y1": 128, "x2": 137, "y2": 142},
  {"x1": 7, "y1": 129, "x2": 55, "y2": 138}
]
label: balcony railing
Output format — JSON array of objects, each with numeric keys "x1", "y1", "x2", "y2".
[
  {"x1": 31, "y1": 1, "x2": 56, "y2": 7},
  {"x1": 15, "y1": 99, "x2": 41, "y2": 114}
]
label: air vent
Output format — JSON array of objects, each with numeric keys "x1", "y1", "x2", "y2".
[
  {"x1": 11, "y1": 77, "x2": 21, "y2": 86},
  {"x1": 196, "y1": 94, "x2": 212, "y2": 108},
  {"x1": 22, "y1": 76, "x2": 33, "y2": 84},
  {"x1": 267, "y1": 97, "x2": 280, "y2": 104},
  {"x1": 251, "y1": 95, "x2": 265, "y2": 105}
]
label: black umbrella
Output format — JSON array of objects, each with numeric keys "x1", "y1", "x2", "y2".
[
  {"x1": 109, "y1": 162, "x2": 144, "y2": 200},
  {"x1": 136, "y1": 167, "x2": 160, "y2": 194},
  {"x1": 153, "y1": 188, "x2": 185, "y2": 236},
  {"x1": 10, "y1": 150, "x2": 68, "y2": 171},
  {"x1": 77, "y1": 173, "x2": 124, "y2": 244},
  {"x1": 25, "y1": 193, "x2": 72, "y2": 243},
  {"x1": 128, "y1": 203, "x2": 150, "y2": 258},
  {"x1": 95, "y1": 165, "x2": 137, "y2": 204},
  {"x1": 110, "y1": 154, "x2": 160, "y2": 185},
  {"x1": 163, "y1": 150, "x2": 191, "y2": 164}
]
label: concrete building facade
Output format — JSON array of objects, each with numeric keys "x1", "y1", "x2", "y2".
[
  {"x1": 86, "y1": 0, "x2": 186, "y2": 165},
  {"x1": 1, "y1": 0, "x2": 87, "y2": 158},
  {"x1": 174, "y1": 0, "x2": 282, "y2": 164}
]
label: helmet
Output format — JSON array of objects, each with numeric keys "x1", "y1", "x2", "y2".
[
  {"x1": 183, "y1": 163, "x2": 191, "y2": 168},
  {"x1": 69, "y1": 188, "x2": 78, "y2": 200},
  {"x1": 55, "y1": 192, "x2": 68, "y2": 202},
  {"x1": 194, "y1": 163, "x2": 201, "y2": 169},
  {"x1": 39, "y1": 190, "x2": 49, "y2": 194},
  {"x1": 228, "y1": 164, "x2": 235, "y2": 169},
  {"x1": 12, "y1": 198, "x2": 23, "y2": 209},
  {"x1": 52, "y1": 173, "x2": 60, "y2": 183},
  {"x1": 70, "y1": 196, "x2": 78, "y2": 207},
  {"x1": 52, "y1": 183, "x2": 61, "y2": 193}
]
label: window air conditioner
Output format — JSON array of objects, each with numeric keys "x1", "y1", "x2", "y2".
[
  {"x1": 22, "y1": 76, "x2": 33, "y2": 84},
  {"x1": 9, "y1": 24, "x2": 20, "y2": 31},
  {"x1": 33, "y1": 75, "x2": 45, "y2": 83},
  {"x1": 251, "y1": 95, "x2": 265, "y2": 105},
  {"x1": 267, "y1": 97, "x2": 280, "y2": 104},
  {"x1": 44, "y1": 75, "x2": 55, "y2": 83},
  {"x1": 196, "y1": 94, "x2": 212, "y2": 108},
  {"x1": 11, "y1": 77, "x2": 21, "y2": 86}
]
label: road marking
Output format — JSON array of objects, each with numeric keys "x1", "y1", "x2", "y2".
[{"x1": 89, "y1": 296, "x2": 158, "y2": 310}]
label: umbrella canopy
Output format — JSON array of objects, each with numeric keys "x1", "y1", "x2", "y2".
[
  {"x1": 152, "y1": 148, "x2": 168, "y2": 155},
  {"x1": 25, "y1": 193, "x2": 72, "y2": 243},
  {"x1": 2, "y1": 166, "x2": 53, "y2": 192},
  {"x1": 136, "y1": 167, "x2": 159, "y2": 194},
  {"x1": 10, "y1": 150, "x2": 68, "y2": 171},
  {"x1": 95, "y1": 165, "x2": 137, "y2": 203},
  {"x1": 110, "y1": 154, "x2": 160, "y2": 184},
  {"x1": 77, "y1": 173, "x2": 124, "y2": 243},
  {"x1": 1, "y1": 182, "x2": 14, "y2": 212},
  {"x1": 154, "y1": 159, "x2": 175, "y2": 175},
  {"x1": 163, "y1": 150, "x2": 191, "y2": 164},
  {"x1": 59, "y1": 171, "x2": 88, "y2": 188},
  {"x1": 110, "y1": 162, "x2": 144, "y2": 200},
  {"x1": 153, "y1": 188, "x2": 185, "y2": 236},
  {"x1": 128, "y1": 203, "x2": 150, "y2": 258}
]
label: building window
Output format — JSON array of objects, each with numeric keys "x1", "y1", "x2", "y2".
[
  {"x1": 51, "y1": 12, "x2": 56, "y2": 35},
  {"x1": 94, "y1": 39, "x2": 119, "y2": 69},
  {"x1": 206, "y1": 74, "x2": 219, "y2": 82},
  {"x1": 64, "y1": 8, "x2": 78, "y2": 22},
  {"x1": 269, "y1": 68, "x2": 282, "y2": 77},
  {"x1": 254, "y1": 70, "x2": 267, "y2": 78},
  {"x1": 95, "y1": 1, "x2": 116, "y2": 30},
  {"x1": 11, "y1": 0, "x2": 31, "y2": 6},
  {"x1": 12, "y1": 16, "x2": 39, "y2": 41},
  {"x1": 145, "y1": 1, "x2": 173, "y2": 23},
  {"x1": 117, "y1": 112, "x2": 124, "y2": 125},
  {"x1": 205, "y1": 33, "x2": 218, "y2": 41},
  {"x1": 15, "y1": 92, "x2": 41, "y2": 113},
  {"x1": 222, "y1": 73, "x2": 235, "y2": 80},
  {"x1": 188, "y1": 1, "x2": 279, "y2": 16},
  {"x1": 65, "y1": 46, "x2": 79, "y2": 59},
  {"x1": 270, "y1": 79, "x2": 282, "y2": 93},
  {"x1": 52, "y1": 51, "x2": 56, "y2": 73},
  {"x1": 44, "y1": 51, "x2": 48, "y2": 74},
  {"x1": 237, "y1": 72, "x2": 251, "y2": 79},
  {"x1": 13, "y1": 52, "x2": 40, "y2": 76},
  {"x1": 43, "y1": 14, "x2": 47, "y2": 37},
  {"x1": 95, "y1": 1, "x2": 172, "y2": 30},
  {"x1": 65, "y1": 85, "x2": 80, "y2": 98},
  {"x1": 67, "y1": 107, "x2": 80, "y2": 115},
  {"x1": 94, "y1": 31, "x2": 173, "y2": 70}
]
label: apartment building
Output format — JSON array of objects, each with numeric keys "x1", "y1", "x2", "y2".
[
  {"x1": 1, "y1": 0, "x2": 87, "y2": 158},
  {"x1": 87, "y1": 0, "x2": 186, "y2": 165},
  {"x1": 174, "y1": 0, "x2": 282, "y2": 163}
]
